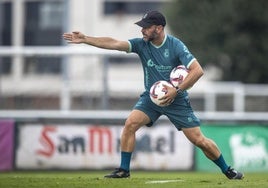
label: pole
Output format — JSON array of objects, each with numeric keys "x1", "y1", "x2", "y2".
[
  {"x1": 101, "y1": 56, "x2": 109, "y2": 109},
  {"x1": 61, "y1": 0, "x2": 70, "y2": 111}
]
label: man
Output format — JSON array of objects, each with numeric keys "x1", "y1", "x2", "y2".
[{"x1": 63, "y1": 10, "x2": 243, "y2": 180}]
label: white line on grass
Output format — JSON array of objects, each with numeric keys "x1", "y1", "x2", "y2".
[{"x1": 145, "y1": 179, "x2": 185, "y2": 184}]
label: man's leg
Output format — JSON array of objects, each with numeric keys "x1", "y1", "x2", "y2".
[
  {"x1": 104, "y1": 110, "x2": 151, "y2": 178},
  {"x1": 182, "y1": 126, "x2": 244, "y2": 180},
  {"x1": 119, "y1": 110, "x2": 151, "y2": 171}
]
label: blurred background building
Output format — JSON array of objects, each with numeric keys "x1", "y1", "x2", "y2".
[
  {"x1": 0, "y1": 0, "x2": 268, "y2": 115},
  {"x1": 0, "y1": 0, "x2": 173, "y2": 111}
]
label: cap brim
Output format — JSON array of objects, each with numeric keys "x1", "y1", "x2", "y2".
[{"x1": 135, "y1": 20, "x2": 153, "y2": 28}]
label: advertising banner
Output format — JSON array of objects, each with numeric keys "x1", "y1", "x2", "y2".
[
  {"x1": 16, "y1": 123, "x2": 193, "y2": 170},
  {"x1": 0, "y1": 119, "x2": 14, "y2": 171},
  {"x1": 196, "y1": 124, "x2": 268, "y2": 172}
]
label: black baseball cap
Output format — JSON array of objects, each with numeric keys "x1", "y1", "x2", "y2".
[{"x1": 135, "y1": 11, "x2": 166, "y2": 28}]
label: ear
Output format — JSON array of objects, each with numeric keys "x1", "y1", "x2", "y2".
[{"x1": 156, "y1": 25, "x2": 163, "y2": 33}]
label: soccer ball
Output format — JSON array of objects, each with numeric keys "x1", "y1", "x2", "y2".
[
  {"x1": 149, "y1": 80, "x2": 174, "y2": 107},
  {"x1": 170, "y1": 65, "x2": 189, "y2": 87}
]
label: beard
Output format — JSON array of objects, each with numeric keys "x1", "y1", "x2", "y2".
[{"x1": 142, "y1": 28, "x2": 158, "y2": 42}]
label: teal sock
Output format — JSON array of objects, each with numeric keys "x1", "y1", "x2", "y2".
[
  {"x1": 120, "y1": 152, "x2": 132, "y2": 171},
  {"x1": 213, "y1": 154, "x2": 229, "y2": 173}
]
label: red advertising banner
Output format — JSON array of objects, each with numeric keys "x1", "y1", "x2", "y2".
[
  {"x1": 16, "y1": 124, "x2": 194, "y2": 170},
  {"x1": 0, "y1": 119, "x2": 14, "y2": 171}
]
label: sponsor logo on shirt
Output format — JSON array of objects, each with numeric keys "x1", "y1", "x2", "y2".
[{"x1": 146, "y1": 59, "x2": 172, "y2": 72}]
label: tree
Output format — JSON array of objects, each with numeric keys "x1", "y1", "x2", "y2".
[{"x1": 165, "y1": 0, "x2": 268, "y2": 83}]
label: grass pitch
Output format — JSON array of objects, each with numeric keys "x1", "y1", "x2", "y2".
[{"x1": 0, "y1": 171, "x2": 267, "y2": 188}]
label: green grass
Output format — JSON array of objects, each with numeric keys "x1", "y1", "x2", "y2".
[{"x1": 0, "y1": 171, "x2": 268, "y2": 188}]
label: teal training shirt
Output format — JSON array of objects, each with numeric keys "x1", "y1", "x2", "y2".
[{"x1": 128, "y1": 34, "x2": 196, "y2": 92}]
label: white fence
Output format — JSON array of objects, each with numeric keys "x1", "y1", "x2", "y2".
[{"x1": 0, "y1": 46, "x2": 268, "y2": 122}]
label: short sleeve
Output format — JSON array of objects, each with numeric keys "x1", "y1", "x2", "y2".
[
  {"x1": 176, "y1": 40, "x2": 196, "y2": 68},
  {"x1": 128, "y1": 38, "x2": 144, "y2": 54}
]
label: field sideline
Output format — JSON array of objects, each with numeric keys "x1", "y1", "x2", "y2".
[{"x1": 0, "y1": 171, "x2": 267, "y2": 188}]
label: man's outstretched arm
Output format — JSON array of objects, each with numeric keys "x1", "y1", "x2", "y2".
[{"x1": 63, "y1": 31, "x2": 130, "y2": 52}]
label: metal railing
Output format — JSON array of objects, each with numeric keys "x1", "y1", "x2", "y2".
[{"x1": 0, "y1": 46, "x2": 268, "y2": 122}]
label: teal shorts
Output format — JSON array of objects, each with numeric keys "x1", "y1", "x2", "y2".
[{"x1": 133, "y1": 91, "x2": 200, "y2": 131}]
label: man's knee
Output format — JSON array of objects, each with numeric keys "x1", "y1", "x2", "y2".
[
  {"x1": 124, "y1": 117, "x2": 142, "y2": 133},
  {"x1": 192, "y1": 136, "x2": 206, "y2": 148},
  {"x1": 124, "y1": 110, "x2": 150, "y2": 132},
  {"x1": 195, "y1": 137, "x2": 216, "y2": 152}
]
